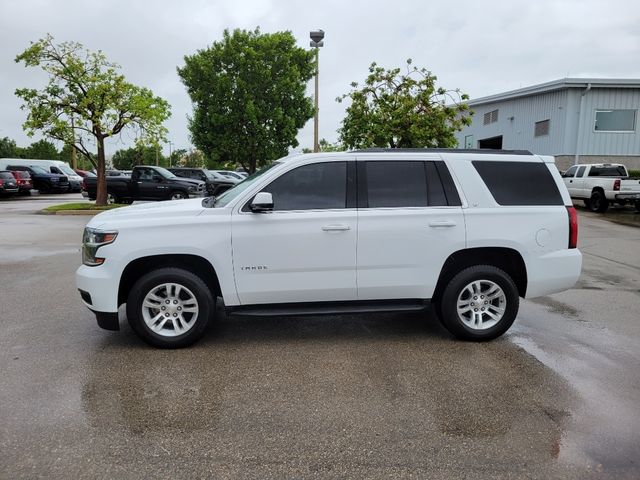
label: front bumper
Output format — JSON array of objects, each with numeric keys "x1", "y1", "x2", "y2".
[{"x1": 76, "y1": 263, "x2": 121, "y2": 313}]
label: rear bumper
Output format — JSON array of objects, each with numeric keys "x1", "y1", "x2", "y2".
[
  {"x1": 615, "y1": 193, "x2": 640, "y2": 201},
  {"x1": 525, "y1": 248, "x2": 582, "y2": 298}
]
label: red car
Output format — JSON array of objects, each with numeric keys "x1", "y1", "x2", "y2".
[
  {"x1": 0, "y1": 171, "x2": 19, "y2": 197},
  {"x1": 10, "y1": 170, "x2": 33, "y2": 195}
]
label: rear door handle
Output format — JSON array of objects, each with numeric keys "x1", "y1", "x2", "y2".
[
  {"x1": 321, "y1": 224, "x2": 351, "y2": 232},
  {"x1": 428, "y1": 220, "x2": 457, "y2": 228}
]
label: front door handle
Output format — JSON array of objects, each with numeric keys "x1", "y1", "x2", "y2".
[
  {"x1": 321, "y1": 224, "x2": 351, "y2": 232},
  {"x1": 428, "y1": 220, "x2": 457, "y2": 228}
]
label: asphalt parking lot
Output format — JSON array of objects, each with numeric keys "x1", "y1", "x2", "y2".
[{"x1": 1, "y1": 195, "x2": 639, "y2": 479}]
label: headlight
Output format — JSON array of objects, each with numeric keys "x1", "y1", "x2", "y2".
[
  {"x1": 188, "y1": 186, "x2": 195, "y2": 191},
  {"x1": 82, "y1": 227, "x2": 118, "y2": 266}
]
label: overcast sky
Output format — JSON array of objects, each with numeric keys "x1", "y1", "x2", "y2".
[{"x1": 1, "y1": 0, "x2": 639, "y2": 157}]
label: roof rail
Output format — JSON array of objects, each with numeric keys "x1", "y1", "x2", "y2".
[{"x1": 351, "y1": 148, "x2": 533, "y2": 155}]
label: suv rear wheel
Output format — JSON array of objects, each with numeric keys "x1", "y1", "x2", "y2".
[
  {"x1": 439, "y1": 265, "x2": 519, "y2": 341},
  {"x1": 126, "y1": 267, "x2": 214, "y2": 348}
]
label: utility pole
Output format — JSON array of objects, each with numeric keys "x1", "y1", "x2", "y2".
[{"x1": 310, "y1": 30, "x2": 324, "y2": 153}]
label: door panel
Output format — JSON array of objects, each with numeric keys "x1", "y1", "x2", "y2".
[
  {"x1": 231, "y1": 210, "x2": 357, "y2": 304},
  {"x1": 357, "y1": 207, "x2": 466, "y2": 299}
]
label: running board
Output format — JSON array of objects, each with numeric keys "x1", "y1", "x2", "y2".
[{"x1": 226, "y1": 299, "x2": 430, "y2": 317}]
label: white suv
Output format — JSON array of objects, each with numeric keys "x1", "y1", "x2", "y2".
[{"x1": 76, "y1": 149, "x2": 582, "y2": 348}]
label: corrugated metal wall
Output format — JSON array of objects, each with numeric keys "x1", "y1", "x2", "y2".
[
  {"x1": 456, "y1": 87, "x2": 640, "y2": 156},
  {"x1": 456, "y1": 90, "x2": 568, "y2": 154},
  {"x1": 577, "y1": 88, "x2": 640, "y2": 155}
]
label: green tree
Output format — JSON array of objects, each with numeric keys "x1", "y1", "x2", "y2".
[
  {"x1": 15, "y1": 35, "x2": 171, "y2": 205},
  {"x1": 337, "y1": 59, "x2": 472, "y2": 149},
  {"x1": 112, "y1": 146, "x2": 164, "y2": 170},
  {"x1": 24, "y1": 139, "x2": 59, "y2": 159},
  {"x1": 178, "y1": 28, "x2": 315, "y2": 173},
  {"x1": 169, "y1": 148, "x2": 188, "y2": 167},
  {"x1": 0, "y1": 137, "x2": 19, "y2": 158}
]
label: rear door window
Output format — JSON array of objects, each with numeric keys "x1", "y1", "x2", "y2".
[
  {"x1": 360, "y1": 161, "x2": 460, "y2": 208},
  {"x1": 472, "y1": 161, "x2": 564, "y2": 206}
]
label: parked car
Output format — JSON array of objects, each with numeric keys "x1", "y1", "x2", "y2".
[
  {"x1": 214, "y1": 170, "x2": 245, "y2": 181},
  {"x1": 84, "y1": 165, "x2": 205, "y2": 203},
  {"x1": 0, "y1": 171, "x2": 19, "y2": 197},
  {"x1": 0, "y1": 159, "x2": 81, "y2": 192},
  {"x1": 5, "y1": 165, "x2": 69, "y2": 193},
  {"x1": 76, "y1": 149, "x2": 582, "y2": 348},
  {"x1": 106, "y1": 170, "x2": 127, "y2": 177},
  {"x1": 74, "y1": 169, "x2": 96, "y2": 178},
  {"x1": 9, "y1": 170, "x2": 33, "y2": 195},
  {"x1": 168, "y1": 167, "x2": 236, "y2": 196},
  {"x1": 562, "y1": 163, "x2": 640, "y2": 212}
]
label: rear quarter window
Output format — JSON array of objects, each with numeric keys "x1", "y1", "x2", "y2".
[{"x1": 472, "y1": 161, "x2": 564, "y2": 206}]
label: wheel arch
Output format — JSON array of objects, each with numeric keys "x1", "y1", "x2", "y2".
[
  {"x1": 433, "y1": 247, "x2": 528, "y2": 301},
  {"x1": 118, "y1": 254, "x2": 222, "y2": 307}
]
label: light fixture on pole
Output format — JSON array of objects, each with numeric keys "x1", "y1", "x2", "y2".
[{"x1": 310, "y1": 29, "x2": 324, "y2": 153}]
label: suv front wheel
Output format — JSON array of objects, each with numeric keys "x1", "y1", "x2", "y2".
[
  {"x1": 126, "y1": 267, "x2": 214, "y2": 348},
  {"x1": 439, "y1": 265, "x2": 519, "y2": 341}
]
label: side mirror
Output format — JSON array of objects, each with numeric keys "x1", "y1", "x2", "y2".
[{"x1": 250, "y1": 192, "x2": 274, "y2": 213}]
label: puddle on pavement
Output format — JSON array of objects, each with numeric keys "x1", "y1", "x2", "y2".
[{"x1": 512, "y1": 302, "x2": 640, "y2": 477}]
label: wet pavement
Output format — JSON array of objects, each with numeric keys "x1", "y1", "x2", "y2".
[{"x1": 1, "y1": 198, "x2": 639, "y2": 479}]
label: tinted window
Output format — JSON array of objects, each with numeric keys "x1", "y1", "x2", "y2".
[
  {"x1": 576, "y1": 166, "x2": 587, "y2": 177},
  {"x1": 265, "y1": 162, "x2": 346, "y2": 211},
  {"x1": 425, "y1": 162, "x2": 447, "y2": 206},
  {"x1": 472, "y1": 161, "x2": 564, "y2": 206},
  {"x1": 0, "y1": 172, "x2": 15, "y2": 179},
  {"x1": 365, "y1": 161, "x2": 428, "y2": 208},
  {"x1": 563, "y1": 166, "x2": 578, "y2": 177},
  {"x1": 588, "y1": 165, "x2": 627, "y2": 177}
]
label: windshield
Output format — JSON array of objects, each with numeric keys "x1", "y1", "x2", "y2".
[
  {"x1": 214, "y1": 163, "x2": 280, "y2": 207},
  {"x1": 154, "y1": 167, "x2": 177, "y2": 179},
  {"x1": 57, "y1": 164, "x2": 76, "y2": 176}
]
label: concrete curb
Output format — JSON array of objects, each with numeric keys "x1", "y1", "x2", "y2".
[{"x1": 38, "y1": 210, "x2": 103, "y2": 216}]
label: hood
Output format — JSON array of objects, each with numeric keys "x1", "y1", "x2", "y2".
[{"x1": 89, "y1": 198, "x2": 206, "y2": 228}]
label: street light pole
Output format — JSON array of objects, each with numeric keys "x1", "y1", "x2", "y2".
[{"x1": 310, "y1": 30, "x2": 324, "y2": 153}]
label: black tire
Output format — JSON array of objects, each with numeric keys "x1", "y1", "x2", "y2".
[
  {"x1": 120, "y1": 198, "x2": 133, "y2": 205},
  {"x1": 106, "y1": 192, "x2": 120, "y2": 204},
  {"x1": 170, "y1": 191, "x2": 187, "y2": 200},
  {"x1": 635, "y1": 200, "x2": 640, "y2": 213},
  {"x1": 439, "y1": 265, "x2": 519, "y2": 341},
  {"x1": 126, "y1": 267, "x2": 214, "y2": 348},
  {"x1": 38, "y1": 182, "x2": 51, "y2": 194},
  {"x1": 589, "y1": 190, "x2": 609, "y2": 213}
]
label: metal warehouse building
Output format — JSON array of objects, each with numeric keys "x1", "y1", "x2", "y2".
[{"x1": 455, "y1": 78, "x2": 640, "y2": 170}]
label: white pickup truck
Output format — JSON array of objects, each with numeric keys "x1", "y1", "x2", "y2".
[{"x1": 561, "y1": 163, "x2": 640, "y2": 213}]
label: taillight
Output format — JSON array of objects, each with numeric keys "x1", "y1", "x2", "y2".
[
  {"x1": 0, "y1": 179, "x2": 4, "y2": 186},
  {"x1": 613, "y1": 179, "x2": 621, "y2": 191},
  {"x1": 567, "y1": 206, "x2": 578, "y2": 249}
]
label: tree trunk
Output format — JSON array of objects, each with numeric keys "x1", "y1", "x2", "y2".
[{"x1": 95, "y1": 137, "x2": 108, "y2": 206}]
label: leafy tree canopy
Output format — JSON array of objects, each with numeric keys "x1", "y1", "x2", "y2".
[
  {"x1": 112, "y1": 146, "x2": 166, "y2": 170},
  {"x1": 178, "y1": 28, "x2": 315, "y2": 173},
  {"x1": 337, "y1": 59, "x2": 472, "y2": 149},
  {"x1": 15, "y1": 34, "x2": 171, "y2": 204},
  {"x1": 23, "y1": 139, "x2": 59, "y2": 159}
]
